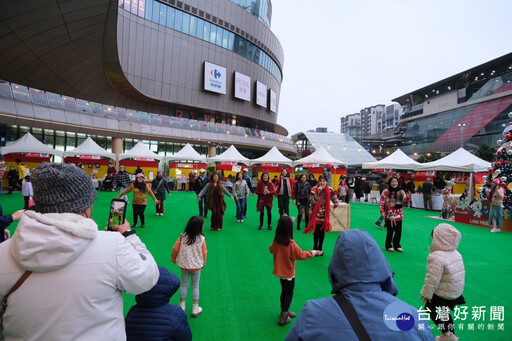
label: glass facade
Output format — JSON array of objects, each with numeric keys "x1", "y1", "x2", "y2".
[
  {"x1": 120, "y1": 0, "x2": 282, "y2": 83},
  {"x1": 229, "y1": 0, "x2": 271, "y2": 27},
  {"x1": 0, "y1": 80, "x2": 292, "y2": 146}
]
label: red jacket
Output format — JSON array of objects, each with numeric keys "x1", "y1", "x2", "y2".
[
  {"x1": 379, "y1": 188, "x2": 410, "y2": 222},
  {"x1": 255, "y1": 180, "x2": 275, "y2": 210}
]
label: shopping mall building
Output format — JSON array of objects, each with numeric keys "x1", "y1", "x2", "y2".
[
  {"x1": 0, "y1": 0, "x2": 294, "y2": 160},
  {"x1": 392, "y1": 52, "x2": 512, "y2": 155}
]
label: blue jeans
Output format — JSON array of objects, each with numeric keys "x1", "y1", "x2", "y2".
[{"x1": 236, "y1": 197, "x2": 247, "y2": 220}]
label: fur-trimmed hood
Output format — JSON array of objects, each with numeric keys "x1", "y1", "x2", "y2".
[{"x1": 10, "y1": 210, "x2": 97, "y2": 272}]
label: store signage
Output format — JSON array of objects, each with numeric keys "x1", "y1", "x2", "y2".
[
  {"x1": 256, "y1": 81, "x2": 267, "y2": 108},
  {"x1": 177, "y1": 163, "x2": 194, "y2": 168},
  {"x1": 204, "y1": 61, "x2": 226, "y2": 94},
  {"x1": 269, "y1": 89, "x2": 277, "y2": 113},
  {"x1": 234, "y1": 72, "x2": 251, "y2": 101}
]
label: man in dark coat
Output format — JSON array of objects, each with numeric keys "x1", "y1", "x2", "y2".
[
  {"x1": 422, "y1": 177, "x2": 435, "y2": 211},
  {"x1": 194, "y1": 169, "x2": 209, "y2": 218},
  {"x1": 0, "y1": 155, "x2": 24, "y2": 242},
  {"x1": 7, "y1": 165, "x2": 19, "y2": 194},
  {"x1": 125, "y1": 266, "x2": 192, "y2": 341}
]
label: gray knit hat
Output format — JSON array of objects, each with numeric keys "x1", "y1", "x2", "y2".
[{"x1": 32, "y1": 163, "x2": 97, "y2": 214}]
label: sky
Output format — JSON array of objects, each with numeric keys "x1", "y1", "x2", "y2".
[{"x1": 270, "y1": 0, "x2": 512, "y2": 136}]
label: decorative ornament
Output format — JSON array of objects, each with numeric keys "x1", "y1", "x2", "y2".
[
  {"x1": 507, "y1": 134, "x2": 512, "y2": 140},
  {"x1": 496, "y1": 169, "x2": 501, "y2": 175},
  {"x1": 509, "y1": 112, "x2": 512, "y2": 118},
  {"x1": 482, "y1": 176, "x2": 488, "y2": 181},
  {"x1": 508, "y1": 183, "x2": 512, "y2": 190},
  {"x1": 497, "y1": 150, "x2": 503, "y2": 156},
  {"x1": 505, "y1": 195, "x2": 508, "y2": 201},
  {"x1": 497, "y1": 139, "x2": 503, "y2": 145},
  {"x1": 501, "y1": 176, "x2": 507, "y2": 182},
  {"x1": 508, "y1": 149, "x2": 512, "y2": 156},
  {"x1": 501, "y1": 182, "x2": 508, "y2": 188},
  {"x1": 489, "y1": 168, "x2": 495, "y2": 173},
  {"x1": 478, "y1": 187, "x2": 484, "y2": 193},
  {"x1": 497, "y1": 161, "x2": 503, "y2": 168}
]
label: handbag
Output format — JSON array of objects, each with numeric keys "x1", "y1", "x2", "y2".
[
  {"x1": 1, "y1": 271, "x2": 32, "y2": 340},
  {"x1": 28, "y1": 196, "x2": 35, "y2": 208}
]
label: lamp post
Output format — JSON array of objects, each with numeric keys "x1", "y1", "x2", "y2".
[{"x1": 458, "y1": 123, "x2": 467, "y2": 148}]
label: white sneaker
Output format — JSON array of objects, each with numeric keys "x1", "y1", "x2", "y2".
[
  {"x1": 191, "y1": 304, "x2": 203, "y2": 317},
  {"x1": 240, "y1": 219, "x2": 244, "y2": 223},
  {"x1": 237, "y1": 219, "x2": 241, "y2": 223},
  {"x1": 180, "y1": 301, "x2": 185, "y2": 311}
]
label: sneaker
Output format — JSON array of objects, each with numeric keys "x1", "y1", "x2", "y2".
[
  {"x1": 240, "y1": 219, "x2": 244, "y2": 223},
  {"x1": 191, "y1": 304, "x2": 203, "y2": 318},
  {"x1": 396, "y1": 248, "x2": 404, "y2": 252},
  {"x1": 258, "y1": 226, "x2": 262, "y2": 230},
  {"x1": 386, "y1": 248, "x2": 395, "y2": 252},
  {"x1": 490, "y1": 228, "x2": 502, "y2": 233},
  {"x1": 180, "y1": 301, "x2": 186, "y2": 311},
  {"x1": 267, "y1": 225, "x2": 272, "y2": 230},
  {"x1": 296, "y1": 227, "x2": 301, "y2": 230},
  {"x1": 141, "y1": 224, "x2": 145, "y2": 228},
  {"x1": 131, "y1": 224, "x2": 137, "y2": 228},
  {"x1": 237, "y1": 219, "x2": 241, "y2": 223},
  {"x1": 375, "y1": 221, "x2": 382, "y2": 228}
]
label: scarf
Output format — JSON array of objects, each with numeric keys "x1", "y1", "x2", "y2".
[
  {"x1": 207, "y1": 182, "x2": 227, "y2": 213},
  {"x1": 278, "y1": 176, "x2": 291, "y2": 196},
  {"x1": 134, "y1": 180, "x2": 146, "y2": 192},
  {"x1": 304, "y1": 185, "x2": 332, "y2": 234}
]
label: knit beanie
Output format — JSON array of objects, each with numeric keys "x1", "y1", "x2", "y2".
[{"x1": 31, "y1": 162, "x2": 97, "y2": 214}]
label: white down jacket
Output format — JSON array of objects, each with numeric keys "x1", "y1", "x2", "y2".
[
  {"x1": 0, "y1": 210, "x2": 159, "y2": 341},
  {"x1": 420, "y1": 223, "x2": 465, "y2": 300}
]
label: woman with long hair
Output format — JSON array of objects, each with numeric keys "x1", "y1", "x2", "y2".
[
  {"x1": 117, "y1": 173, "x2": 158, "y2": 228},
  {"x1": 379, "y1": 176, "x2": 410, "y2": 252},
  {"x1": 255, "y1": 172, "x2": 275, "y2": 230},
  {"x1": 295, "y1": 174, "x2": 311, "y2": 231},
  {"x1": 197, "y1": 172, "x2": 234, "y2": 231}
]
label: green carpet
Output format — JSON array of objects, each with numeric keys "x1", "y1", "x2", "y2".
[{"x1": 1, "y1": 191, "x2": 511, "y2": 340}]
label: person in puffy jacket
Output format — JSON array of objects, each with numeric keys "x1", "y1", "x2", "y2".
[
  {"x1": 0, "y1": 162, "x2": 159, "y2": 341},
  {"x1": 286, "y1": 229, "x2": 433, "y2": 341},
  {"x1": 125, "y1": 266, "x2": 192, "y2": 341},
  {"x1": 420, "y1": 223, "x2": 465, "y2": 341}
]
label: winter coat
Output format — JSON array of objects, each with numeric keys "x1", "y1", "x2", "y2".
[
  {"x1": 233, "y1": 179, "x2": 250, "y2": 199},
  {"x1": 286, "y1": 229, "x2": 433, "y2": 341},
  {"x1": 0, "y1": 210, "x2": 159, "y2": 341},
  {"x1": 421, "y1": 224, "x2": 465, "y2": 300},
  {"x1": 151, "y1": 176, "x2": 171, "y2": 201},
  {"x1": 0, "y1": 203, "x2": 13, "y2": 243},
  {"x1": 21, "y1": 181, "x2": 33, "y2": 197},
  {"x1": 119, "y1": 183, "x2": 157, "y2": 205},
  {"x1": 274, "y1": 177, "x2": 296, "y2": 198},
  {"x1": 379, "y1": 188, "x2": 410, "y2": 223},
  {"x1": 255, "y1": 180, "x2": 275, "y2": 210},
  {"x1": 125, "y1": 266, "x2": 192, "y2": 341},
  {"x1": 7, "y1": 169, "x2": 18, "y2": 186},
  {"x1": 113, "y1": 171, "x2": 132, "y2": 189},
  {"x1": 295, "y1": 181, "x2": 311, "y2": 208}
]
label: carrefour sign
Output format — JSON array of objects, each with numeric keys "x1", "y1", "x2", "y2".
[
  {"x1": 234, "y1": 72, "x2": 251, "y2": 101},
  {"x1": 256, "y1": 81, "x2": 267, "y2": 108},
  {"x1": 204, "y1": 61, "x2": 226, "y2": 94}
]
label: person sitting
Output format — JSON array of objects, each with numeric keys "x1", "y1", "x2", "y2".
[
  {"x1": 286, "y1": 229, "x2": 433, "y2": 341},
  {"x1": 125, "y1": 266, "x2": 192, "y2": 341}
]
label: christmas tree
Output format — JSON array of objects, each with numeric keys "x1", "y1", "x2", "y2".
[{"x1": 483, "y1": 113, "x2": 512, "y2": 209}]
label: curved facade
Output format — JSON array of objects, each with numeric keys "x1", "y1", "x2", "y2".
[{"x1": 0, "y1": 0, "x2": 293, "y2": 156}]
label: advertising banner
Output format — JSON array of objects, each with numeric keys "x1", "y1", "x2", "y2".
[
  {"x1": 256, "y1": 81, "x2": 267, "y2": 108},
  {"x1": 234, "y1": 72, "x2": 251, "y2": 101},
  {"x1": 204, "y1": 61, "x2": 226, "y2": 94},
  {"x1": 270, "y1": 89, "x2": 277, "y2": 113}
]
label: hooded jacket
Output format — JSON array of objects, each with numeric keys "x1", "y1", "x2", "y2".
[
  {"x1": 421, "y1": 224, "x2": 465, "y2": 300},
  {"x1": 125, "y1": 266, "x2": 192, "y2": 341},
  {"x1": 286, "y1": 229, "x2": 433, "y2": 341},
  {"x1": 0, "y1": 210, "x2": 159, "y2": 341}
]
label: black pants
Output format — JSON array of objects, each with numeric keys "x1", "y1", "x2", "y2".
[
  {"x1": 132, "y1": 204, "x2": 146, "y2": 226},
  {"x1": 277, "y1": 195, "x2": 290, "y2": 216},
  {"x1": 198, "y1": 196, "x2": 208, "y2": 217},
  {"x1": 259, "y1": 206, "x2": 272, "y2": 227},
  {"x1": 425, "y1": 294, "x2": 459, "y2": 335},
  {"x1": 23, "y1": 196, "x2": 30, "y2": 209},
  {"x1": 280, "y1": 278, "x2": 295, "y2": 312},
  {"x1": 296, "y1": 207, "x2": 310, "y2": 229},
  {"x1": 313, "y1": 224, "x2": 325, "y2": 251},
  {"x1": 385, "y1": 219, "x2": 402, "y2": 249}
]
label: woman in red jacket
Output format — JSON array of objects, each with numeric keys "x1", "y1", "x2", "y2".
[
  {"x1": 379, "y1": 176, "x2": 410, "y2": 252},
  {"x1": 255, "y1": 172, "x2": 275, "y2": 230}
]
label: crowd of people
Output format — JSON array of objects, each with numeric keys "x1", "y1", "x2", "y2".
[{"x1": 0, "y1": 157, "x2": 472, "y2": 340}]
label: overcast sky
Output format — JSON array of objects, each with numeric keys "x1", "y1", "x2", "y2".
[{"x1": 270, "y1": 0, "x2": 512, "y2": 136}]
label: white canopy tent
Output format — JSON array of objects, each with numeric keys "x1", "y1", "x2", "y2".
[
  {"x1": 362, "y1": 148, "x2": 420, "y2": 170},
  {"x1": 414, "y1": 148, "x2": 490, "y2": 172},
  {"x1": 0, "y1": 132, "x2": 62, "y2": 157},
  {"x1": 62, "y1": 137, "x2": 116, "y2": 159},
  {"x1": 163, "y1": 143, "x2": 206, "y2": 163},
  {"x1": 292, "y1": 146, "x2": 346, "y2": 167},
  {"x1": 118, "y1": 141, "x2": 164, "y2": 161},
  {"x1": 249, "y1": 146, "x2": 293, "y2": 166},
  {"x1": 207, "y1": 145, "x2": 250, "y2": 165}
]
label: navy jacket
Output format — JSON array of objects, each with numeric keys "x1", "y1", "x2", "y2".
[
  {"x1": 126, "y1": 266, "x2": 192, "y2": 341},
  {"x1": 0, "y1": 203, "x2": 13, "y2": 243},
  {"x1": 286, "y1": 230, "x2": 433, "y2": 341}
]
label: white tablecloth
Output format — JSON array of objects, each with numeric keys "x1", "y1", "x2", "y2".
[{"x1": 411, "y1": 194, "x2": 443, "y2": 210}]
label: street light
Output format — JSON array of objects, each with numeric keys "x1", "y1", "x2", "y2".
[{"x1": 458, "y1": 123, "x2": 467, "y2": 148}]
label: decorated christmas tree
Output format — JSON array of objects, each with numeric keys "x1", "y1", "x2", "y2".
[{"x1": 483, "y1": 113, "x2": 512, "y2": 209}]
